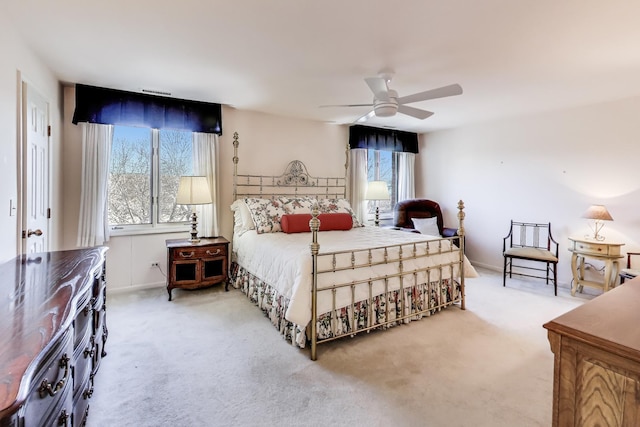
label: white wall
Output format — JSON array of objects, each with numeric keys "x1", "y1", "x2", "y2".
[
  {"x1": 61, "y1": 90, "x2": 349, "y2": 291},
  {"x1": 0, "y1": 14, "x2": 63, "y2": 263},
  {"x1": 417, "y1": 96, "x2": 640, "y2": 287}
]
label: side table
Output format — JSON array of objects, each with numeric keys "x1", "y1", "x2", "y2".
[
  {"x1": 567, "y1": 236, "x2": 624, "y2": 296},
  {"x1": 166, "y1": 237, "x2": 229, "y2": 301}
]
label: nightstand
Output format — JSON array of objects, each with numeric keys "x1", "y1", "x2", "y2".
[
  {"x1": 568, "y1": 236, "x2": 624, "y2": 296},
  {"x1": 166, "y1": 237, "x2": 229, "y2": 301}
]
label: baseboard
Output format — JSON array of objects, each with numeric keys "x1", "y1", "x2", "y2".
[
  {"x1": 469, "y1": 260, "x2": 501, "y2": 273},
  {"x1": 107, "y1": 281, "x2": 165, "y2": 295},
  {"x1": 469, "y1": 260, "x2": 571, "y2": 289}
]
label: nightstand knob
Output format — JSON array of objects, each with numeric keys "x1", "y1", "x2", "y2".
[
  {"x1": 206, "y1": 249, "x2": 221, "y2": 256},
  {"x1": 179, "y1": 251, "x2": 195, "y2": 258}
]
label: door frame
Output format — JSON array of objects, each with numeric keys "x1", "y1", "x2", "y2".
[{"x1": 16, "y1": 70, "x2": 52, "y2": 255}]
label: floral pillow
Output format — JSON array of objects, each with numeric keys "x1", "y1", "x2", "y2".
[
  {"x1": 279, "y1": 196, "x2": 316, "y2": 215},
  {"x1": 317, "y1": 198, "x2": 362, "y2": 227},
  {"x1": 243, "y1": 198, "x2": 288, "y2": 234}
]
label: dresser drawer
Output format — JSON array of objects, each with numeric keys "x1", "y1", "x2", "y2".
[
  {"x1": 74, "y1": 291, "x2": 94, "y2": 349},
  {"x1": 73, "y1": 329, "x2": 94, "y2": 397},
  {"x1": 72, "y1": 363, "x2": 93, "y2": 427},
  {"x1": 22, "y1": 328, "x2": 73, "y2": 425},
  {"x1": 37, "y1": 382, "x2": 72, "y2": 427}
]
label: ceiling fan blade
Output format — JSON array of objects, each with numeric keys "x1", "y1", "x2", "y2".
[
  {"x1": 365, "y1": 77, "x2": 389, "y2": 101},
  {"x1": 319, "y1": 103, "x2": 373, "y2": 108},
  {"x1": 397, "y1": 83, "x2": 463, "y2": 105},
  {"x1": 397, "y1": 105, "x2": 434, "y2": 120},
  {"x1": 355, "y1": 110, "x2": 376, "y2": 123}
]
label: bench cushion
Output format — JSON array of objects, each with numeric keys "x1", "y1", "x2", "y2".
[{"x1": 504, "y1": 247, "x2": 558, "y2": 262}]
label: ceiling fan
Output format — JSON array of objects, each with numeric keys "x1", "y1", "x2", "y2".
[{"x1": 324, "y1": 71, "x2": 463, "y2": 122}]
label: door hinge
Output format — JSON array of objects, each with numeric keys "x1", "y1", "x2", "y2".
[
  {"x1": 47, "y1": 208, "x2": 51, "y2": 219},
  {"x1": 47, "y1": 125, "x2": 51, "y2": 137}
]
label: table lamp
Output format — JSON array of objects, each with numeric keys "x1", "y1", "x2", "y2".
[
  {"x1": 581, "y1": 204, "x2": 613, "y2": 241},
  {"x1": 365, "y1": 181, "x2": 390, "y2": 226},
  {"x1": 176, "y1": 176, "x2": 212, "y2": 243}
]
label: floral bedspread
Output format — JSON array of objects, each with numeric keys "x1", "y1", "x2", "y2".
[
  {"x1": 231, "y1": 262, "x2": 461, "y2": 348},
  {"x1": 232, "y1": 226, "x2": 476, "y2": 327}
]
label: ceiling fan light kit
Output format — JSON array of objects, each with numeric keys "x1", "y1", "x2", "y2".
[
  {"x1": 325, "y1": 71, "x2": 463, "y2": 123},
  {"x1": 373, "y1": 89, "x2": 398, "y2": 117}
]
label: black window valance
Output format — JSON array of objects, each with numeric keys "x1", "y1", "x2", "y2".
[
  {"x1": 348, "y1": 125, "x2": 418, "y2": 154},
  {"x1": 72, "y1": 84, "x2": 222, "y2": 135}
]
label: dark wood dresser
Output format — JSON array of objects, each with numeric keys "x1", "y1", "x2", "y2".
[
  {"x1": 543, "y1": 277, "x2": 640, "y2": 426},
  {"x1": 0, "y1": 247, "x2": 108, "y2": 427}
]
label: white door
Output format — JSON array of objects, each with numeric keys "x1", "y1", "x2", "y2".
[{"x1": 22, "y1": 82, "x2": 50, "y2": 254}]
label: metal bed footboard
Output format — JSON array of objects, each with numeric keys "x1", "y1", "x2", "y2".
[
  {"x1": 231, "y1": 132, "x2": 467, "y2": 361},
  {"x1": 309, "y1": 201, "x2": 466, "y2": 360}
]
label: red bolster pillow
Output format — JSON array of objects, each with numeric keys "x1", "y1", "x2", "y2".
[{"x1": 281, "y1": 213, "x2": 353, "y2": 233}]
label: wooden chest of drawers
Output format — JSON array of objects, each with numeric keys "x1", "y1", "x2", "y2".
[
  {"x1": 0, "y1": 247, "x2": 108, "y2": 427},
  {"x1": 543, "y1": 278, "x2": 640, "y2": 426}
]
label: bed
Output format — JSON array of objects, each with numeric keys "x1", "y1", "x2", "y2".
[{"x1": 229, "y1": 132, "x2": 475, "y2": 360}]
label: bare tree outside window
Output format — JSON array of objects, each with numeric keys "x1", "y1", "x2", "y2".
[
  {"x1": 109, "y1": 127, "x2": 151, "y2": 225},
  {"x1": 108, "y1": 125, "x2": 193, "y2": 228},
  {"x1": 159, "y1": 129, "x2": 192, "y2": 223}
]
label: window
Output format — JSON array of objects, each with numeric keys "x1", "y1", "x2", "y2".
[
  {"x1": 108, "y1": 125, "x2": 192, "y2": 232},
  {"x1": 366, "y1": 149, "x2": 396, "y2": 219}
]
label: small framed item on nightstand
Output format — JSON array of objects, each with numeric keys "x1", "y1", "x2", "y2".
[{"x1": 166, "y1": 236, "x2": 229, "y2": 301}]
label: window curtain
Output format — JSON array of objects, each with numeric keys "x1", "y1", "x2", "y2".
[
  {"x1": 193, "y1": 132, "x2": 220, "y2": 237},
  {"x1": 348, "y1": 124, "x2": 418, "y2": 153},
  {"x1": 349, "y1": 125, "x2": 418, "y2": 223},
  {"x1": 395, "y1": 152, "x2": 415, "y2": 202},
  {"x1": 72, "y1": 84, "x2": 222, "y2": 134},
  {"x1": 77, "y1": 123, "x2": 113, "y2": 247},
  {"x1": 349, "y1": 148, "x2": 368, "y2": 225}
]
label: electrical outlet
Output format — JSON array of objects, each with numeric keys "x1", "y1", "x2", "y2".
[{"x1": 151, "y1": 262, "x2": 159, "y2": 267}]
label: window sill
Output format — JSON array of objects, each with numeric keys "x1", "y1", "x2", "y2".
[{"x1": 109, "y1": 224, "x2": 190, "y2": 237}]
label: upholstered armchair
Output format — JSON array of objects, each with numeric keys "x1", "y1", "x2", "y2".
[{"x1": 392, "y1": 199, "x2": 459, "y2": 238}]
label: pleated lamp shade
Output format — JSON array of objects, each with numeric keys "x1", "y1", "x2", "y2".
[{"x1": 176, "y1": 176, "x2": 212, "y2": 205}]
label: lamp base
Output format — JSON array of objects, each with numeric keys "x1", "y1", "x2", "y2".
[
  {"x1": 188, "y1": 211, "x2": 200, "y2": 243},
  {"x1": 584, "y1": 233, "x2": 605, "y2": 241},
  {"x1": 374, "y1": 206, "x2": 380, "y2": 227},
  {"x1": 585, "y1": 220, "x2": 606, "y2": 241}
]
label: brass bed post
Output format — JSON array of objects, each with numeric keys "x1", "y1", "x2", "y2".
[
  {"x1": 309, "y1": 205, "x2": 321, "y2": 360},
  {"x1": 457, "y1": 200, "x2": 466, "y2": 310},
  {"x1": 232, "y1": 132, "x2": 239, "y2": 201}
]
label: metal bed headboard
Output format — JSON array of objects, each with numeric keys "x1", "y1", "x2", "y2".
[{"x1": 232, "y1": 132, "x2": 348, "y2": 200}]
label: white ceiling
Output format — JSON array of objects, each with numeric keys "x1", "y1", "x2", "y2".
[{"x1": 4, "y1": 0, "x2": 640, "y2": 133}]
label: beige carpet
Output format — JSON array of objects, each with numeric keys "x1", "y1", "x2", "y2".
[{"x1": 87, "y1": 269, "x2": 595, "y2": 427}]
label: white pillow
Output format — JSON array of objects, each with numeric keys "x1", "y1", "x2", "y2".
[
  {"x1": 411, "y1": 217, "x2": 441, "y2": 236},
  {"x1": 230, "y1": 199, "x2": 255, "y2": 236}
]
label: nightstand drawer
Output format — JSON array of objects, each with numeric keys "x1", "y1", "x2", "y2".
[
  {"x1": 174, "y1": 245, "x2": 227, "y2": 259},
  {"x1": 572, "y1": 240, "x2": 620, "y2": 256}
]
